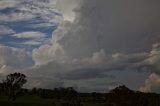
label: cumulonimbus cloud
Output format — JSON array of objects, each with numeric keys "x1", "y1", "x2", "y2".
[{"x1": 27, "y1": 0, "x2": 160, "y2": 92}]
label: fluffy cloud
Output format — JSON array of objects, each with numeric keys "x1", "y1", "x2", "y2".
[
  {"x1": 0, "y1": 0, "x2": 62, "y2": 49},
  {"x1": 33, "y1": 0, "x2": 160, "y2": 61},
  {"x1": 59, "y1": 0, "x2": 160, "y2": 58},
  {"x1": 138, "y1": 44, "x2": 160, "y2": 93},
  {"x1": 32, "y1": 22, "x2": 71, "y2": 65},
  {"x1": 0, "y1": 0, "x2": 18, "y2": 9},
  {"x1": 29, "y1": 39, "x2": 160, "y2": 92},
  {"x1": 11, "y1": 31, "x2": 48, "y2": 46},
  {"x1": 55, "y1": 0, "x2": 79, "y2": 22},
  {"x1": 140, "y1": 73, "x2": 160, "y2": 93},
  {"x1": 18, "y1": 41, "x2": 42, "y2": 46},
  {"x1": 0, "y1": 25, "x2": 15, "y2": 35},
  {"x1": 0, "y1": 45, "x2": 33, "y2": 74},
  {"x1": 12, "y1": 32, "x2": 46, "y2": 39},
  {"x1": 26, "y1": 0, "x2": 160, "y2": 92},
  {"x1": 0, "y1": 0, "x2": 58, "y2": 23},
  {"x1": 29, "y1": 48, "x2": 149, "y2": 91},
  {"x1": 32, "y1": 44, "x2": 66, "y2": 65}
]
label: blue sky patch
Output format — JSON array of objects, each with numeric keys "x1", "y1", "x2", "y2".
[{"x1": 0, "y1": 0, "x2": 60, "y2": 51}]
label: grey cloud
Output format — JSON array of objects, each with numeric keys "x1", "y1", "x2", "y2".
[
  {"x1": 58, "y1": 0, "x2": 160, "y2": 59},
  {"x1": 0, "y1": 45, "x2": 34, "y2": 74},
  {"x1": 27, "y1": 0, "x2": 160, "y2": 92},
  {"x1": 25, "y1": 76, "x2": 64, "y2": 89},
  {"x1": 30, "y1": 40, "x2": 160, "y2": 92},
  {"x1": 0, "y1": 46, "x2": 32, "y2": 67},
  {"x1": 58, "y1": 68, "x2": 116, "y2": 80},
  {"x1": 63, "y1": 78, "x2": 121, "y2": 93},
  {"x1": 27, "y1": 48, "x2": 150, "y2": 91},
  {"x1": 134, "y1": 43, "x2": 160, "y2": 74}
]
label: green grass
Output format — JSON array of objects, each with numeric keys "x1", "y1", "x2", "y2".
[
  {"x1": 0, "y1": 96, "x2": 106, "y2": 106},
  {"x1": 0, "y1": 96, "x2": 55, "y2": 106}
]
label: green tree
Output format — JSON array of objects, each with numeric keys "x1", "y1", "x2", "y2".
[{"x1": 2, "y1": 72, "x2": 27, "y2": 101}]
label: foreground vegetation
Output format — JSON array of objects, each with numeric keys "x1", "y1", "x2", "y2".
[
  {"x1": 0, "y1": 86, "x2": 160, "y2": 106},
  {"x1": 0, "y1": 95, "x2": 53, "y2": 106},
  {"x1": 0, "y1": 95, "x2": 106, "y2": 106},
  {"x1": 0, "y1": 73, "x2": 160, "y2": 106}
]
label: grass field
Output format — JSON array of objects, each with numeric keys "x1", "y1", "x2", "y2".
[{"x1": 0, "y1": 96, "x2": 106, "y2": 106}]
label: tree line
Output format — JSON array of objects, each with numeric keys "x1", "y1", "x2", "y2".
[{"x1": 0, "y1": 72, "x2": 160, "y2": 106}]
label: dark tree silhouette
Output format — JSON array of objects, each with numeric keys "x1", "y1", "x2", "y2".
[
  {"x1": 109, "y1": 85, "x2": 134, "y2": 94},
  {"x1": 2, "y1": 72, "x2": 27, "y2": 101}
]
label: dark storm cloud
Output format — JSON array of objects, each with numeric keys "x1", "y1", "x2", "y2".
[
  {"x1": 58, "y1": 0, "x2": 160, "y2": 58},
  {"x1": 22, "y1": 0, "x2": 160, "y2": 92},
  {"x1": 58, "y1": 68, "x2": 116, "y2": 80}
]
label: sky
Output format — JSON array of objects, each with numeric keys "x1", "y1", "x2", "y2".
[{"x1": 0, "y1": 0, "x2": 160, "y2": 93}]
